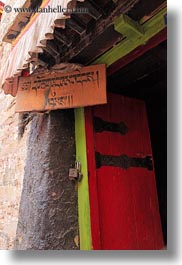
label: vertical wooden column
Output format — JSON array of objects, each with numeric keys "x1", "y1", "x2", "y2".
[
  {"x1": 15, "y1": 110, "x2": 79, "y2": 250},
  {"x1": 75, "y1": 108, "x2": 92, "y2": 250}
]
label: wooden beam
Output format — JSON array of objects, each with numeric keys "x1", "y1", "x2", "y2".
[
  {"x1": 83, "y1": 1, "x2": 102, "y2": 20},
  {"x1": 115, "y1": 13, "x2": 144, "y2": 39},
  {"x1": 54, "y1": 29, "x2": 72, "y2": 47},
  {"x1": 66, "y1": 19, "x2": 86, "y2": 35},
  {"x1": 59, "y1": 0, "x2": 140, "y2": 61},
  {"x1": 93, "y1": 7, "x2": 167, "y2": 66},
  {"x1": 43, "y1": 46, "x2": 60, "y2": 63}
]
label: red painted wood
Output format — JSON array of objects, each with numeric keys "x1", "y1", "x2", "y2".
[
  {"x1": 108, "y1": 28, "x2": 167, "y2": 76},
  {"x1": 84, "y1": 107, "x2": 102, "y2": 250},
  {"x1": 85, "y1": 93, "x2": 164, "y2": 250}
]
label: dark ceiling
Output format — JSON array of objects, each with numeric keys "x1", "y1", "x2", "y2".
[
  {"x1": 38, "y1": 0, "x2": 166, "y2": 67},
  {"x1": 107, "y1": 40, "x2": 167, "y2": 98}
]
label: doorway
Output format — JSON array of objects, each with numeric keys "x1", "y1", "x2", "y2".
[{"x1": 85, "y1": 41, "x2": 167, "y2": 250}]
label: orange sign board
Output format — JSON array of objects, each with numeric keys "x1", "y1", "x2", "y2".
[{"x1": 15, "y1": 64, "x2": 107, "y2": 112}]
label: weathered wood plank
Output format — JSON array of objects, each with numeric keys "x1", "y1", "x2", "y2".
[{"x1": 15, "y1": 64, "x2": 107, "y2": 112}]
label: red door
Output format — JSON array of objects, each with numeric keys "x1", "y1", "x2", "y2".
[{"x1": 85, "y1": 93, "x2": 164, "y2": 250}]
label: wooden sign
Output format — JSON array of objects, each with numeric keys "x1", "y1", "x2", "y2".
[{"x1": 15, "y1": 64, "x2": 107, "y2": 112}]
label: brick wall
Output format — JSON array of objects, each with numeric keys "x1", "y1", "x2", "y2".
[{"x1": 0, "y1": 92, "x2": 30, "y2": 249}]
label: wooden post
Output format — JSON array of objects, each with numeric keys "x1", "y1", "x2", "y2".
[{"x1": 15, "y1": 110, "x2": 79, "y2": 250}]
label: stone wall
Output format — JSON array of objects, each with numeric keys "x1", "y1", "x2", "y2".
[
  {"x1": 0, "y1": 0, "x2": 79, "y2": 250},
  {"x1": 0, "y1": 0, "x2": 30, "y2": 249},
  {"x1": 0, "y1": 92, "x2": 30, "y2": 249}
]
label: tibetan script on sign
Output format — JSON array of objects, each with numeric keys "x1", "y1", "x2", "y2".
[{"x1": 15, "y1": 64, "x2": 107, "y2": 112}]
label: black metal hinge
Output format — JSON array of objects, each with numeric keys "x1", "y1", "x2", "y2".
[{"x1": 95, "y1": 152, "x2": 153, "y2": 171}]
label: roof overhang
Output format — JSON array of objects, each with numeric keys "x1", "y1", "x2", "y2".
[
  {"x1": 0, "y1": 0, "x2": 167, "y2": 97},
  {"x1": 0, "y1": 0, "x2": 84, "y2": 93}
]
